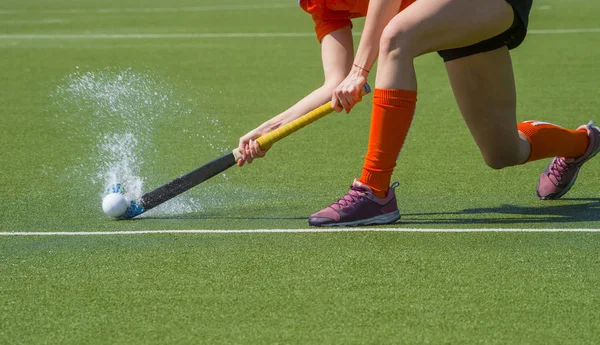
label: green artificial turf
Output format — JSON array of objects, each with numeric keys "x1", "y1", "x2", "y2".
[
  {"x1": 1, "y1": 1, "x2": 600, "y2": 230},
  {"x1": 2, "y1": 233, "x2": 600, "y2": 345},
  {"x1": 1, "y1": 0, "x2": 600, "y2": 343}
]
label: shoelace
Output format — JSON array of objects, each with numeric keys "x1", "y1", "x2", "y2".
[
  {"x1": 332, "y1": 186, "x2": 367, "y2": 208},
  {"x1": 548, "y1": 157, "x2": 573, "y2": 183},
  {"x1": 547, "y1": 120, "x2": 594, "y2": 184}
]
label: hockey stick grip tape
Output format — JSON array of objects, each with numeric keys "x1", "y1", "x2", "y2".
[
  {"x1": 256, "y1": 83, "x2": 371, "y2": 149},
  {"x1": 256, "y1": 103, "x2": 332, "y2": 149}
]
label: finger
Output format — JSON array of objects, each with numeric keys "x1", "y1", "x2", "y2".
[
  {"x1": 237, "y1": 146, "x2": 247, "y2": 167},
  {"x1": 338, "y1": 94, "x2": 352, "y2": 114},
  {"x1": 331, "y1": 93, "x2": 343, "y2": 112},
  {"x1": 346, "y1": 93, "x2": 358, "y2": 113},
  {"x1": 237, "y1": 157, "x2": 246, "y2": 167},
  {"x1": 246, "y1": 148, "x2": 254, "y2": 164},
  {"x1": 250, "y1": 140, "x2": 259, "y2": 157},
  {"x1": 250, "y1": 140, "x2": 262, "y2": 160},
  {"x1": 240, "y1": 137, "x2": 252, "y2": 156},
  {"x1": 243, "y1": 143, "x2": 252, "y2": 163},
  {"x1": 345, "y1": 89, "x2": 360, "y2": 111},
  {"x1": 253, "y1": 140, "x2": 265, "y2": 157},
  {"x1": 342, "y1": 93, "x2": 352, "y2": 113},
  {"x1": 356, "y1": 87, "x2": 364, "y2": 102},
  {"x1": 238, "y1": 138, "x2": 246, "y2": 154},
  {"x1": 248, "y1": 140, "x2": 257, "y2": 158}
]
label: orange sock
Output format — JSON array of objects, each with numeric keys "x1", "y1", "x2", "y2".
[
  {"x1": 359, "y1": 88, "x2": 417, "y2": 198},
  {"x1": 518, "y1": 121, "x2": 589, "y2": 162}
]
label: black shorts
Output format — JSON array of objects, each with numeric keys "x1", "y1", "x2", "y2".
[{"x1": 437, "y1": 0, "x2": 533, "y2": 62}]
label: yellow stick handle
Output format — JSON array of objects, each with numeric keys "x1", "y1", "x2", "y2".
[
  {"x1": 256, "y1": 103, "x2": 332, "y2": 149},
  {"x1": 256, "y1": 83, "x2": 371, "y2": 149}
]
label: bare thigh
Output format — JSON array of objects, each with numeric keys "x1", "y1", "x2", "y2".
[
  {"x1": 445, "y1": 47, "x2": 530, "y2": 169},
  {"x1": 377, "y1": 0, "x2": 515, "y2": 90},
  {"x1": 374, "y1": 0, "x2": 529, "y2": 168},
  {"x1": 387, "y1": 0, "x2": 514, "y2": 54}
]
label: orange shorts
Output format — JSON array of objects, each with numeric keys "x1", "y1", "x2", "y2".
[{"x1": 299, "y1": 0, "x2": 416, "y2": 41}]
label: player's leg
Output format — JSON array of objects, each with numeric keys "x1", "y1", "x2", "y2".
[
  {"x1": 309, "y1": 0, "x2": 516, "y2": 227},
  {"x1": 447, "y1": 50, "x2": 600, "y2": 198},
  {"x1": 375, "y1": 0, "x2": 599, "y2": 200},
  {"x1": 359, "y1": 0, "x2": 517, "y2": 199},
  {"x1": 535, "y1": 121, "x2": 600, "y2": 199},
  {"x1": 444, "y1": 47, "x2": 530, "y2": 169},
  {"x1": 445, "y1": 48, "x2": 593, "y2": 168},
  {"x1": 374, "y1": 0, "x2": 515, "y2": 89},
  {"x1": 444, "y1": 27, "x2": 600, "y2": 200}
]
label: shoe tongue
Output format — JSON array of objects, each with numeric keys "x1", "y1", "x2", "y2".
[
  {"x1": 329, "y1": 180, "x2": 370, "y2": 209},
  {"x1": 351, "y1": 179, "x2": 373, "y2": 193},
  {"x1": 554, "y1": 157, "x2": 574, "y2": 170}
]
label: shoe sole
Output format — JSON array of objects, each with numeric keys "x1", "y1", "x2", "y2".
[{"x1": 311, "y1": 210, "x2": 401, "y2": 227}]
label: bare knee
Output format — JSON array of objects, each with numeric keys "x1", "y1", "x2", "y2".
[
  {"x1": 484, "y1": 159, "x2": 511, "y2": 170},
  {"x1": 478, "y1": 133, "x2": 531, "y2": 169},
  {"x1": 482, "y1": 154, "x2": 522, "y2": 170},
  {"x1": 379, "y1": 24, "x2": 421, "y2": 62}
]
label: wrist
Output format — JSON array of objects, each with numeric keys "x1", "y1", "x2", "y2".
[{"x1": 352, "y1": 63, "x2": 370, "y2": 76}]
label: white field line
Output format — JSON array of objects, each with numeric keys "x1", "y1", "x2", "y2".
[
  {"x1": 0, "y1": 28, "x2": 600, "y2": 40},
  {"x1": 529, "y1": 28, "x2": 600, "y2": 34},
  {"x1": 0, "y1": 19, "x2": 69, "y2": 25},
  {"x1": 47, "y1": 3, "x2": 296, "y2": 14},
  {"x1": 0, "y1": 33, "x2": 314, "y2": 40},
  {"x1": 0, "y1": 4, "x2": 295, "y2": 15},
  {"x1": 1, "y1": 228, "x2": 599, "y2": 236}
]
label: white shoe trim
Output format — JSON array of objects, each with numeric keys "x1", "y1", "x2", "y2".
[{"x1": 319, "y1": 210, "x2": 401, "y2": 227}]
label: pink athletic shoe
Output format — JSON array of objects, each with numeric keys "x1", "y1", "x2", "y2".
[
  {"x1": 308, "y1": 179, "x2": 400, "y2": 227},
  {"x1": 537, "y1": 121, "x2": 600, "y2": 200}
]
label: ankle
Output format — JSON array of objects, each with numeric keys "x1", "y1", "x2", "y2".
[
  {"x1": 358, "y1": 179, "x2": 387, "y2": 198},
  {"x1": 359, "y1": 170, "x2": 391, "y2": 198},
  {"x1": 371, "y1": 189, "x2": 387, "y2": 198}
]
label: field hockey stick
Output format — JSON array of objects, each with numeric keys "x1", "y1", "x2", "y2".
[{"x1": 117, "y1": 83, "x2": 371, "y2": 219}]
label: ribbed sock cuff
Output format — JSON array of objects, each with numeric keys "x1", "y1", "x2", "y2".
[
  {"x1": 374, "y1": 88, "x2": 417, "y2": 107},
  {"x1": 359, "y1": 168, "x2": 391, "y2": 198}
]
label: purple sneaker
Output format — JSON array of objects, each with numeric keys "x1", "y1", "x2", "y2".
[
  {"x1": 537, "y1": 121, "x2": 600, "y2": 200},
  {"x1": 308, "y1": 179, "x2": 400, "y2": 227}
]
